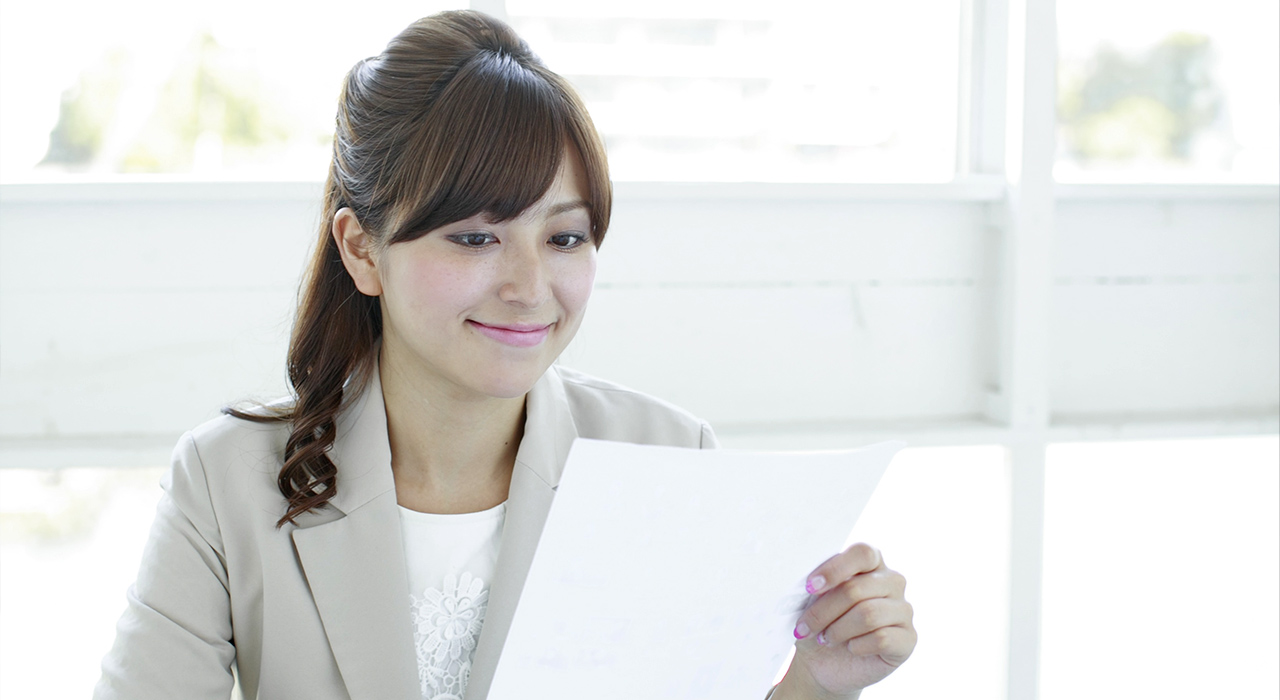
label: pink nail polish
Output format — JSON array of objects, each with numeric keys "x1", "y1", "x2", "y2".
[
  {"x1": 806, "y1": 575, "x2": 826, "y2": 594},
  {"x1": 794, "y1": 622, "x2": 811, "y2": 639},
  {"x1": 817, "y1": 631, "x2": 828, "y2": 646}
]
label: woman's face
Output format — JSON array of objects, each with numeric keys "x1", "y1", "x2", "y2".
[{"x1": 353, "y1": 151, "x2": 597, "y2": 401}]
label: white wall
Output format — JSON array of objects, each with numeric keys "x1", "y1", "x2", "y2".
[
  {"x1": 1051, "y1": 196, "x2": 1279, "y2": 418},
  {"x1": 1, "y1": 183, "x2": 1275, "y2": 462}
]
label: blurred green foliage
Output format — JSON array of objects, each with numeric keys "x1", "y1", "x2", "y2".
[
  {"x1": 40, "y1": 30, "x2": 295, "y2": 173},
  {"x1": 39, "y1": 49, "x2": 131, "y2": 168},
  {"x1": 1059, "y1": 33, "x2": 1222, "y2": 164}
]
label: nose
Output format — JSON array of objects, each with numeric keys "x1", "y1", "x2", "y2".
[{"x1": 498, "y1": 241, "x2": 552, "y2": 310}]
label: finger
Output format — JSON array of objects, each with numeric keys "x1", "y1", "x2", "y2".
[
  {"x1": 793, "y1": 568, "x2": 906, "y2": 640},
  {"x1": 805, "y1": 542, "x2": 883, "y2": 596},
  {"x1": 821, "y1": 596, "x2": 914, "y2": 648},
  {"x1": 844, "y1": 624, "x2": 917, "y2": 666}
]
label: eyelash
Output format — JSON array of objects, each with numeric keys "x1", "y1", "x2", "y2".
[
  {"x1": 448, "y1": 232, "x2": 497, "y2": 248},
  {"x1": 549, "y1": 232, "x2": 589, "y2": 250},
  {"x1": 446, "y1": 231, "x2": 590, "y2": 250}
]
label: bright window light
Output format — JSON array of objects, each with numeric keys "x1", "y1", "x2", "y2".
[
  {"x1": 509, "y1": 0, "x2": 962, "y2": 182},
  {"x1": 0, "y1": 0, "x2": 465, "y2": 182},
  {"x1": 0, "y1": 467, "x2": 166, "y2": 698},
  {"x1": 1041, "y1": 435, "x2": 1280, "y2": 699},
  {"x1": 1056, "y1": 0, "x2": 1280, "y2": 183},
  {"x1": 1, "y1": 0, "x2": 962, "y2": 183}
]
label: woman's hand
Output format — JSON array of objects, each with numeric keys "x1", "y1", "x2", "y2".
[{"x1": 774, "y1": 543, "x2": 916, "y2": 700}]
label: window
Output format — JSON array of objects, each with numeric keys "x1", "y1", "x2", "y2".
[
  {"x1": 1056, "y1": 0, "x2": 1280, "y2": 183},
  {"x1": 0, "y1": 0, "x2": 465, "y2": 182},
  {"x1": 1041, "y1": 436, "x2": 1280, "y2": 699},
  {"x1": 0, "y1": 467, "x2": 166, "y2": 697},
  {"x1": 1, "y1": 0, "x2": 965, "y2": 183},
  {"x1": 510, "y1": 0, "x2": 963, "y2": 182}
]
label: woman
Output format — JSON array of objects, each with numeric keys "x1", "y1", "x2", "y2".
[{"x1": 95, "y1": 11, "x2": 915, "y2": 700}]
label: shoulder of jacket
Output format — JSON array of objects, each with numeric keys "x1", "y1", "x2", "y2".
[
  {"x1": 182, "y1": 404, "x2": 290, "y2": 482},
  {"x1": 551, "y1": 365, "x2": 714, "y2": 447},
  {"x1": 188, "y1": 401, "x2": 290, "y2": 443},
  {"x1": 166, "y1": 404, "x2": 296, "y2": 531},
  {"x1": 551, "y1": 364, "x2": 694, "y2": 415}
]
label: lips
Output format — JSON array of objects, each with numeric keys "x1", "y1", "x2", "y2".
[{"x1": 467, "y1": 320, "x2": 553, "y2": 348}]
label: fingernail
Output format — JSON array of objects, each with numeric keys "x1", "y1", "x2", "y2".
[
  {"x1": 817, "y1": 631, "x2": 828, "y2": 645},
  {"x1": 793, "y1": 622, "x2": 811, "y2": 639},
  {"x1": 806, "y1": 575, "x2": 826, "y2": 594}
]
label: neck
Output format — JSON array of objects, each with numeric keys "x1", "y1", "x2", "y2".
[{"x1": 378, "y1": 346, "x2": 524, "y2": 515}]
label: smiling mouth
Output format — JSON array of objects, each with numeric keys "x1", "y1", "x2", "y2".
[{"x1": 467, "y1": 320, "x2": 553, "y2": 348}]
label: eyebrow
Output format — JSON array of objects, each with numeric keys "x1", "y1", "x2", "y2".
[{"x1": 545, "y1": 200, "x2": 589, "y2": 217}]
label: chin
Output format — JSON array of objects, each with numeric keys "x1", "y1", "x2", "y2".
[{"x1": 469, "y1": 366, "x2": 549, "y2": 400}]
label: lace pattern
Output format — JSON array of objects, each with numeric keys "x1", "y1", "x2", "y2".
[{"x1": 410, "y1": 572, "x2": 490, "y2": 700}]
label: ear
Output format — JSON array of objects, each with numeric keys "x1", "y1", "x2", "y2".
[{"x1": 332, "y1": 207, "x2": 383, "y2": 297}]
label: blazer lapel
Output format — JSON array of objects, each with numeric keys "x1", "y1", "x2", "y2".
[
  {"x1": 291, "y1": 370, "x2": 420, "y2": 700},
  {"x1": 464, "y1": 366, "x2": 579, "y2": 700}
]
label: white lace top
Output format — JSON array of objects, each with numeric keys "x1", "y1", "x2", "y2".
[{"x1": 398, "y1": 501, "x2": 507, "y2": 700}]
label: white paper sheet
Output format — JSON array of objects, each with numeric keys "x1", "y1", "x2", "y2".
[{"x1": 487, "y1": 438, "x2": 905, "y2": 700}]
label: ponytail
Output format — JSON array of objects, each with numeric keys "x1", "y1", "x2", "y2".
[{"x1": 226, "y1": 175, "x2": 380, "y2": 526}]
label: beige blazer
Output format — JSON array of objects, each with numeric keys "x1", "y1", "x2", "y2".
[{"x1": 95, "y1": 364, "x2": 716, "y2": 700}]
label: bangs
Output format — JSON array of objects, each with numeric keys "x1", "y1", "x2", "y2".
[{"x1": 385, "y1": 50, "x2": 607, "y2": 244}]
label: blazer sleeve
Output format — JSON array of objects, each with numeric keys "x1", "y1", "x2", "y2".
[
  {"x1": 94, "y1": 431, "x2": 236, "y2": 700},
  {"x1": 699, "y1": 421, "x2": 719, "y2": 450}
]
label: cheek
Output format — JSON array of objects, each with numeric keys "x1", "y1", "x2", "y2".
[
  {"x1": 554, "y1": 255, "x2": 597, "y2": 315},
  {"x1": 387, "y1": 255, "x2": 490, "y2": 317}
]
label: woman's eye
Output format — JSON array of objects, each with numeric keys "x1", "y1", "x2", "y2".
[
  {"x1": 448, "y1": 232, "x2": 496, "y2": 248},
  {"x1": 549, "y1": 232, "x2": 588, "y2": 250}
]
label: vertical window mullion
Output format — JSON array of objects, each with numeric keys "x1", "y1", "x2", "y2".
[{"x1": 999, "y1": 0, "x2": 1058, "y2": 698}]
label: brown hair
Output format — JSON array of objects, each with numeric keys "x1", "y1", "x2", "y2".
[{"x1": 227, "y1": 10, "x2": 612, "y2": 526}]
